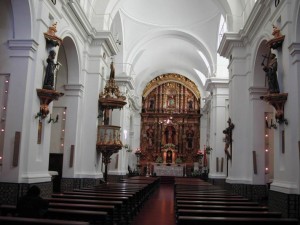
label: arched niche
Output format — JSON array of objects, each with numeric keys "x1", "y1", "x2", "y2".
[{"x1": 59, "y1": 36, "x2": 80, "y2": 84}]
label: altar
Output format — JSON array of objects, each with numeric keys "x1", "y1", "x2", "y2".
[{"x1": 153, "y1": 164, "x2": 184, "y2": 177}]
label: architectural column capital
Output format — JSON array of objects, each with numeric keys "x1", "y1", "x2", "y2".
[
  {"x1": 8, "y1": 39, "x2": 39, "y2": 59},
  {"x1": 205, "y1": 77, "x2": 229, "y2": 92},
  {"x1": 64, "y1": 84, "x2": 84, "y2": 97},
  {"x1": 218, "y1": 33, "x2": 245, "y2": 58},
  {"x1": 115, "y1": 76, "x2": 135, "y2": 90},
  {"x1": 249, "y1": 86, "x2": 268, "y2": 100},
  {"x1": 288, "y1": 42, "x2": 300, "y2": 64}
]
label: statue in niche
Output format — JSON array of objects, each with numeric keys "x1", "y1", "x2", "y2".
[
  {"x1": 167, "y1": 95, "x2": 175, "y2": 107},
  {"x1": 186, "y1": 125, "x2": 194, "y2": 148},
  {"x1": 188, "y1": 99, "x2": 193, "y2": 110},
  {"x1": 43, "y1": 50, "x2": 59, "y2": 90},
  {"x1": 166, "y1": 150, "x2": 172, "y2": 164},
  {"x1": 262, "y1": 53, "x2": 280, "y2": 94},
  {"x1": 165, "y1": 126, "x2": 176, "y2": 144},
  {"x1": 149, "y1": 98, "x2": 155, "y2": 110},
  {"x1": 146, "y1": 125, "x2": 154, "y2": 147}
]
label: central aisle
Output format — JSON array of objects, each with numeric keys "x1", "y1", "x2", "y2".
[{"x1": 131, "y1": 184, "x2": 175, "y2": 225}]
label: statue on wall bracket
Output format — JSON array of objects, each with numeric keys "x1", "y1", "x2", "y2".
[
  {"x1": 223, "y1": 118, "x2": 234, "y2": 160},
  {"x1": 36, "y1": 22, "x2": 64, "y2": 120},
  {"x1": 260, "y1": 25, "x2": 288, "y2": 125}
]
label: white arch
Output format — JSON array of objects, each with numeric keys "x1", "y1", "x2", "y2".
[
  {"x1": 11, "y1": 0, "x2": 32, "y2": 38},
  {"x1": 126, "y1": 29, "x2": 215, "y2": 76},
  {"x1": 59, "y1": 31, "x2": 81, "y2": 84}
]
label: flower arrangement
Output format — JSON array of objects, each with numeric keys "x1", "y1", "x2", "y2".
[
  {"x1": 155, "y1": 156, "x2": 163, "y2": 163},
  {"x1": 175, "y1": 157, "x2": 182, "y2": 164}
]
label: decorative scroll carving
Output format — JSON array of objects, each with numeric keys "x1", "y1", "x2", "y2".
[{"x1": 260, "y1": 93, "x2": 288, "y2": 124}]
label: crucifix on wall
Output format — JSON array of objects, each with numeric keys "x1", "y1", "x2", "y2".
[{"x1": 223, "y1": 117, "x2": 235, "y2": 160}]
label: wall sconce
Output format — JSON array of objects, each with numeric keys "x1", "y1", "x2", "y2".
[{"x1": 48, "y1": 114, "x2": 59, "y2": 124}]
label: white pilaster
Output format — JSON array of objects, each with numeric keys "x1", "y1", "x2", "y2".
[{"x1": 205, "y1": 78, "x2": 228, "y2": 179}]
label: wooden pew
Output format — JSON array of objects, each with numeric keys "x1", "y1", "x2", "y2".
[
  {"x1": 177, "y1": 216, "x2": 299, "y2": 225},
  {"x1": 177, "y1": 209, "x2": 282, "y2": 218},
  {"x1": 0, "y1": 216, "x2": 90, "y2": 225},
  {"x1": 176, "y1": 204, "x2": 269, "y2": 211},
  {"x1": 63, "y1": 190, "x2": 140, "y2": 218},
  {"x1": 70, "y1": 189, "x2": 142, "y2": 213},
  {"x1": 48, "y1": 203, "x2": 114, "y2": 224},
  {"x1": 46, "y1": 198, "x2": 123, "y2": 223},
  {"x1": 0, "y1": 204, "x2": 108, "y2": 225},
  {"x1": 176, "y1": 196, "x2": 249, "y2": 202},
  {"x1": 46, "y1": 208, "x2": 107, "y2": 224},
  {"x1": 176, "y1": 193, "x2": 241, "y2": 197},
  {"x1": 52, "y1": 194, "x2": 131, "y2": 223},
  {"x1": 176, "y1": 200, "x2": 260, "y2": 206}
]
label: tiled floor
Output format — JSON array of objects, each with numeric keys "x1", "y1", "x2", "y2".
[{"x1": 131, "y1": 184, "x2": 175, "y2": 225}]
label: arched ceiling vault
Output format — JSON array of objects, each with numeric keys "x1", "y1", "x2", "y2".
[{"x1": 89, "y1": 0, "x2": 255, "y2": 97}]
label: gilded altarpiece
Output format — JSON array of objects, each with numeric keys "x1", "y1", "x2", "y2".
[{"x1": 140, "y1": 74, "x2": 201, "y2": 166}]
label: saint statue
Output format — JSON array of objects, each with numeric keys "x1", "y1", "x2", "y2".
[
  {"x1": 43, "y1": 50, "x2": 59, "y2": 90},
  {"x1": 165, "y1": 126, "x2": 175, "y2": 144},
  {"x1": 109, "y1": 61, "x2": 115, "y2": 80},
  {"x1": 262, "y1": 53, "x2": 280, "y2": 94},
  {"x1": 146, "y1": 125, "x2": 154, "y2": 147},
  {"x1": 186, "y1": 125, "x2": 194, "y2": 148}
]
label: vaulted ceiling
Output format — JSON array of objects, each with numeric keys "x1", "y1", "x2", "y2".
[{"x1": 83, "y1": 0, "x2": 255, "y2": 97}]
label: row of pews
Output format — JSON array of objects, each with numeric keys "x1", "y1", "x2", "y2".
[
  {"x1": 174, "y1": 178, "x2": 299, "y2": 225},
  {"x1": 0, "y1": 176, "x2": 160, "y2": 225}
]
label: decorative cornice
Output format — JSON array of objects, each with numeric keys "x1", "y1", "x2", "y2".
[
  {"x1": 249, "y1": 86, "x2": 268, "y2": 100},
  {"x1": 115, "y1": 75, "x2": 134, "y2": 90},
  {"x1": 249, "y1": 86, "x2": 268, "y2": 96},
  {"x1": 239, "y1": 0, "x2": 269, "y2": 43},
  {"x1": 8, "y1": 39, "x2": 39, "y2": 60},
  {"x1": 64, "y1": 84, "x2": 84, "y2": 97},
  {"x1": 65, "y1": 1, "x2": 119, "y2": 55},
  {"x1": 288, "y1": 42, "x2": 300, "y2": 64},
  {"x1": 67, "y1": 0, "x2": 93, "y2": 35},
  {"x1": 218, "y1": 33, "x2": 244, "y2": 58},
  {"x1": 218, "y1": 1, "x2": 269, "y2": 58},
  {"x1": 93, "y1": 31, "x2": 119, "y2": 55},
  {"x1": 205, "y1": 77, "x2": 229, "y2": 92}
]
